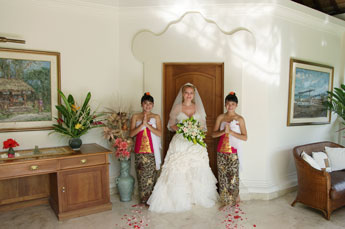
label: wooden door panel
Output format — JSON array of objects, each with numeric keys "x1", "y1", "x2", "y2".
[
  {"x1": 59, "y1": 165, "x2": 108, "y2": 212},
  {"x1": 0, "y1": 175, "x2": 49, "y2": 206},
  {"x1": 163, "y1": 63, "x2": 224, "y2": 177}
]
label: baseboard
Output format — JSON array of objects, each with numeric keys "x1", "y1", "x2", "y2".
[
  {"x1": 239, "y1": 172, "x2": 298, "y2": 200},
  {"x1": 109, "y1": 174, "x2": 298, "y2": 201},
  {"x1": 240, "y1": 185, "x2": 297, "y2": 200},
  {"x1": 0, "y1": 197, "x2": 49, "y2": 212}
]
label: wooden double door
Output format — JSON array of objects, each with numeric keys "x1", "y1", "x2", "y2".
[{"x1": 163, "y1": 63, "x2": 224, "y2": 177}]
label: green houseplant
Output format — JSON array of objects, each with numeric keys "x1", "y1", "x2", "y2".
[
  {"x1": 51, "y1": 90, "x2": 104, "y2": 149},
  {"x1": 326, "y1": 84, "x2": 345, "y2": 138},
  {"x1": 326, "y1": 84, "x2": 345, "y2": 122}
]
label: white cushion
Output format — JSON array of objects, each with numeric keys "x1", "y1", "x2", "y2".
[
  {"x1": 325, "y1": 147, "x2": 345, "y2": 171},
  {"x1": 312, "y1": 151, "x2": 331, "y2": 172},
  {"x1": 301, "y1": 151, "x2": 321, "y2": 170}
]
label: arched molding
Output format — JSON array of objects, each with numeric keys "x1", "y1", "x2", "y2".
[{"x1": 131, "y1": 11, "x2": 256, "y2": 62}]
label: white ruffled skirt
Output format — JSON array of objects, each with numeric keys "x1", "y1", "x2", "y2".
[{"x1": 147, "y1": 134, "x2": 218, "y2": 213}]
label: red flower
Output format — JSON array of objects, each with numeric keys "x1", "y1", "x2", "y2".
[
  {"x1": 120, "y1": 141, "x2": 128, "y2": 150},
  {"x1": 145, "y1": 92, "x2": 150, "y2": 96},
  {"x1": 57, "y1": 118, "x2": 64, "y2": 124},
  {"x1": 92, "y1": 121, "x2": 103, "y2": 125},
  {"x1": 114, "y1": 138, "x2": 122, "y2": 147},
  {"x1": 123, "y1": 151, "x2": 130, "y2": 157},
  {"x1": 3, "y1": 138, "x2": 19, "y2": 149},
  {"x1": 229, "y1": 91, "x2": 235, "y2": 95}
]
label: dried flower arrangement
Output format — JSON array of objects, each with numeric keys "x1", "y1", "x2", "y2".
[{"x1": 104, "y1": 111, "x2": 134, "y2": 160}]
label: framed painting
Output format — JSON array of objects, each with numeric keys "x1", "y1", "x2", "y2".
[
  {"x1": 0, "y1": 48, "x2": 60, "y2": 132},
  {"x1": 287, "y1": 58, "x2": 334, "y2": 126}
]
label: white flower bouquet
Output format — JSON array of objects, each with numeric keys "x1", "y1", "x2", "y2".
[{"x1": 176, "y1": 117, "x2": 207, "y2": 147}]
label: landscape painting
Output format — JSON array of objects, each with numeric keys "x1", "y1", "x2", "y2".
[
  {"x1": 287, "y1": 58, "x2": 333, "y2": 126},
  {"x1": 0, "y1": 48, "x2": 60, "y2": 132}
]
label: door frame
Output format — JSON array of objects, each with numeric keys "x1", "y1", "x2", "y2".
[{"x1": 162, "y1": 62, "x2": 224, "y2": 158}]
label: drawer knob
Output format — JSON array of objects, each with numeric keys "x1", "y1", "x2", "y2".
[
  {"x1": 30, "y1": 165, "x2": 39, "y2": 170},
  {"x1": 80, "y1": 159, "x2": 87, "y2": 164},
  {"x1": 62, "y1": 187, "x2": 66, "y2": 193}
]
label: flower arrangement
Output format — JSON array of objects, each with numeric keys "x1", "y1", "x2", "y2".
[
  {"x1": 3, "y1": 138, "x2": 19, "y2": 158},
  {"x1": 51, "y1": 90, "x2": 104, "y2": 138},
  {"x1": 177, "y1": 117, "x2": 207, "y2": 147},
  {"x1": 114, "y1": 138, "x2": 130, "y2": 160},
  {"x1": 104, "y1": 111, "x2": 134, "y2": 160}
]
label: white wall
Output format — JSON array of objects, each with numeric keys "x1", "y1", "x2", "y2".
[
  {"x1": 0, "y1": 0, "x2": 120, "y2": 189},
  {"x1": 1, "y1": 0, "x2": 345, "y2": 199},
  {"x1": 120, "y1": 1, "x2": 345, "y2": 198}
]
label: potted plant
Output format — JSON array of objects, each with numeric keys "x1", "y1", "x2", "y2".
[
  {"x1": 326, "y1": 84, "x2": 345, "y2": 134},
  {"x1": 50, "y1": 90, "x2": 104, "y2": 150},
  {"x1": 3, "y1": 138, "x2": 19, "y2": 158}
]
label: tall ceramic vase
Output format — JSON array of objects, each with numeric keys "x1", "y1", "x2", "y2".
[{"x1": 116, "y1": 159, "x2": 134, "y2": 202}]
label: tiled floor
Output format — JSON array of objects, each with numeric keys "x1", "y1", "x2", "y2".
[{"x1": 1, "y1": 192, "x2": 345, "y2": 229}]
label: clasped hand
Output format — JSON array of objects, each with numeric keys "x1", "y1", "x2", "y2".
[
  {"x1": 142, "y1": 114, "x2": 152, "y2": 128},
  {"x1": 225, "y1": 124, "x2": 233, "y2": 135}
]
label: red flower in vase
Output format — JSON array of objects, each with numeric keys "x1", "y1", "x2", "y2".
[
  {"x1": 120, "y1": 141, "x2": 128, "y2": 150},
  {"x1": 3, "y1": 138, "x2": 19, "y2": 149}
]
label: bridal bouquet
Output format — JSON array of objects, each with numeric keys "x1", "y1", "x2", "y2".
[{"x1": 177, "y1": 117, "x2": 207, "y2": 147}]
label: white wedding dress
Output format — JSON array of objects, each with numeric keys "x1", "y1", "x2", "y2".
[{"x1": 147, "y1": 112, "x2": 218, "y2": 213}]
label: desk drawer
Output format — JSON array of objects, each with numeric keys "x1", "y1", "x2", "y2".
[
  {"x1": 0, "y1": 160, "x2": 58, "y2": 179},
  {"x1": 59, "y1": 154, "x2": 106, "y2": 170}
]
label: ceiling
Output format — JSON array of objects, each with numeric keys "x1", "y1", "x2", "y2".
[{"x1": 291, "y1": 0, "x2": 345, "y2": 16}]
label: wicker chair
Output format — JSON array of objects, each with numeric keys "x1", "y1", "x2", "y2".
[{"x1": 291, "y1": 141, "x2": 345, "y2": 220}]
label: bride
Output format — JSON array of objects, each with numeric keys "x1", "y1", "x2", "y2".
[{"x1": 147, "y1": 83, "x2": 218, "y2": 213}]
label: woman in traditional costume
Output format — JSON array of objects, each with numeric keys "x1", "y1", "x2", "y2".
[
  {"x1": 130, "y1": 92, "x2": 162, "y2": 204},
  {"x1": 212, "y1": 92, "x2": 247, "y2": 209}
]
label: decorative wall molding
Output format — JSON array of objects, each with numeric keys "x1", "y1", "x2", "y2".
[{"x1": 131, "y1": 11, "x2": 256, "y2": 62}]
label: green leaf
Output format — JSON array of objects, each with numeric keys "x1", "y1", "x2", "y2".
[
  {"x1": 326, "y1": 86, "x2": 345, "y2": 122},
  {"x1": 58, "y1": 90, "x2": 72, "y2": 114},
  {"x1": 81, "y1": 92, "x2": 91, "y2": 113},
  {"x1": 67, "y1": 94, "x2": 75, "y2": 105},
  {"x1": 55, "y1": 105, "x2": 70, "y2": 119}
]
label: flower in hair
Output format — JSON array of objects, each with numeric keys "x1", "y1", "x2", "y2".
[
  {"x1": 229, "y1": 91, "x2": 235, "y2": 95},
  {"x1": 145, "y1": 92, "x2": 150, "y2": 96}
]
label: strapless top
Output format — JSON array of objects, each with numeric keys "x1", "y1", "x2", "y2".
[
  {"x1": 135, "y1": 117, "x2": 161, "y2": 170},
  {"x1": 176, "y1": 112, "x2": 202, "y2": 123}
]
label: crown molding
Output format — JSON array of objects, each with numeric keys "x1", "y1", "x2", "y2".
[
  {"x1": 116, "y1": 1, "x2": 345, "y2": 34},
  {"x1": 24, "y1": 0, "x2": 119, "y2": 12}
]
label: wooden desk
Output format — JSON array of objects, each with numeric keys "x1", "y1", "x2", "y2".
[{"x1": 0, "y1": 144, "x2": 112, "y2": 220}]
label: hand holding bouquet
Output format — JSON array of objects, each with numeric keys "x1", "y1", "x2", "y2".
[{"x1": 177, "y1": 117, "x2": 207, "y2": 147}]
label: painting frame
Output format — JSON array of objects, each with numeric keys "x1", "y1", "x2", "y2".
[
  {"x1": 0, "y1": 47, "x2": 61, "y2": 132},
  {"x1": 287, "y1": 58, "x2": 334, "y2": 126}
]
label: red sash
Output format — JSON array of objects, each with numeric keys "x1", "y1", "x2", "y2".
[
  {"x1": 134, "y1": 128, "x2": 154, "y2": 154},
  {"x1": 217, "y1": 134, "x2": 237, "y2": 154}
]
